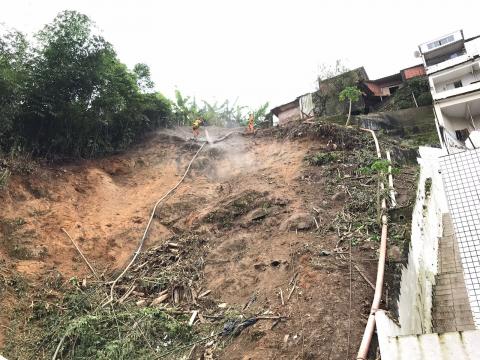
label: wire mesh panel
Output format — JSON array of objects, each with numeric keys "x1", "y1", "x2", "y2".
[{"x1": 440, "y1": 148, "x2": 480, "y2": 328}]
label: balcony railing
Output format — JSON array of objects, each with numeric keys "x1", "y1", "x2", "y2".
[{"x1": 433, "y1": 81, "x2": 480, "y2": 100}]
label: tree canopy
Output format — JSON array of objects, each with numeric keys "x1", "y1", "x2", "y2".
[
  {"x1": 339, "y1": 86, "x2": 362, "y2": 126},
  {"x1": 0, "y1": 11, "x2": 172, "y2": 158},
  {"x1": 170, "y1": 89, "x2": 269, "y2": 128},
  {"x1": 0, "y1": 11, "x2": 270, "y2": 159}
]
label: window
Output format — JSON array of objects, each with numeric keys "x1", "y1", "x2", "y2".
[
  {"x1": 445, "y1": 80, "x2": 463, "y2": 90},
  {"x1": 427, "y1": 35, "x2": 455, "y2": 50},
  {"x1": 456, "y1": 129, "x2": 469, "y2": 141}
]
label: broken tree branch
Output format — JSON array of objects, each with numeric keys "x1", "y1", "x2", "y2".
[
  {"x1": 353, "y1": 264, "x2": 375, "y2": 291},
  {"x1": 287, "y1": 281, "x2": 297, "y2": 302},
  {"x1": 61, "y1": 228, "x2": 99, "y2": 280}
]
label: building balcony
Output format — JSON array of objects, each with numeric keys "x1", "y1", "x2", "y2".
[
  {"x1": 426, "y1": 53, "x2": 469, "y2": 75},
  {"x1": 431, "y1": 59, "x2": 480, "y2": 101},
  {"x1": 435, "y1": 91, "x2": 480, "y2": 152},
  {"x1": 433, "y1": 81, "x2": 480, "y2": 101}
]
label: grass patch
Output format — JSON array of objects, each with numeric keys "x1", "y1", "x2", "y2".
[{"x1": 305, "y1": 152, "x2": 342, "y2": 166}]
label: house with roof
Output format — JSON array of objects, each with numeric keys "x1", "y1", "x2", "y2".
[
  {"x1": 270, "y1": 65, "x2": 427, "y2": 125},
  {"x1": 270, "y1": 93, "x2": 314, "y2": 126},
  {"x1": 360, "y1": 64, "x2": 426, "y2": 103}
]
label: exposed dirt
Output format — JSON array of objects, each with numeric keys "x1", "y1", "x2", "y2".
[{"x1": 0, "y1": 124, "x2": 417, "y2": 359}]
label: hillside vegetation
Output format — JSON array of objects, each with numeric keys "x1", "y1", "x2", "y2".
[
  {"x1": 0, "y1": 11, "x2": 173, "y2": 158},
  {"x1": 0, "y1": 10, "x2": 271, "y2": 161}
]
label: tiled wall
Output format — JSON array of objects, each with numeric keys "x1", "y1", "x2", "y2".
[{"x1": 440, "y1": 148, "x2": 480, "y2": 327}]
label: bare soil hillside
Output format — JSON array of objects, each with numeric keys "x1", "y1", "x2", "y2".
[{"x1": 0, "y1": 123, "x2": 417, "y2": 359}]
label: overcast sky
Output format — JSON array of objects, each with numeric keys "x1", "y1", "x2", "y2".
[{"x1": 1, "y1": 0, "x2": 479, "y2": 109}]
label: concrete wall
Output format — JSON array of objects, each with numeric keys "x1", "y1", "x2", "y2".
[
  {"x1": 313, "y1": 67, "x2": 368, "y2": 117},
  {"x1": 354, "y1": 106, "x2": 438, "y2": 144},
  {"x1": 396, "y1": 147, "x2": 448, "y2": 334},
  {"x1": 377, "y1": 309, "x2": 480, "y2": 360}
]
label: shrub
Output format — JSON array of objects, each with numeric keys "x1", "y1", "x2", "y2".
[
  {"x1": 417, "y1": 92, "x2": 433, "y2": 106},
  {"x1": 306, "y1": 152, "x2": 341, "y2": 166}
]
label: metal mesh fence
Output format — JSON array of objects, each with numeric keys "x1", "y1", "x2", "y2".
[
  {"x1": 440, "y1": 150, "x2": 480, "y2": 328},
  {"x1": 440, "y1": 148, "x2": 480, "y2": 328}
]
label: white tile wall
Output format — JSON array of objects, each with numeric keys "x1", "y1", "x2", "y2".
[{"x1": 440, "y1": 148, "x2": 480, "y2": 328}]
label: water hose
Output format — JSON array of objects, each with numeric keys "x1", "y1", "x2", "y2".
[
  {"x1": 356, "y1": 128, "x2": 389, "y2": 359},
  {"x1": 104, "y1": 128, "x2": 244, "y2": 306},
  {"x1": 104, "y1": 141, "x2": 207, "y2": 306}
]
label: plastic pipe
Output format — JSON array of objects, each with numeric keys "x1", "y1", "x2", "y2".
[{"x1": 356, "y1": 128, "x2": 389, "y2": 360}]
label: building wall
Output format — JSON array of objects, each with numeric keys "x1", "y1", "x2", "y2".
[
  {"x1": 354, "y1": 106, "x2": 437, "y2": 143},
  {"x1": 277, "y1": 106, "x2": 301, "y2": 125},
  {"x1": 403, "y1": 66, "x2": 426, "y2": 80},
  {"x1": 396, "y1": 147, "x2": 448, "y2": 334},
  {"x1": 364, "y1": 82, "x2": 385, "y2": 96},
  {"x1": 299, "y1": 93, "x2": 314, "y2": 118},
  {"x1": 314, "y1": 67, "x2": 368, "y2": 117},
  {"x1": 466, "y1": 37, "x2": 480, "y2": 58}
]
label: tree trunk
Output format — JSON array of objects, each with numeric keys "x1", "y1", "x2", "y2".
[{"x1": 345, "y1": 99, "x2": 352, "y2": 126}]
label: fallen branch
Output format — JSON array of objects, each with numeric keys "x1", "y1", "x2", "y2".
[
  {"x1": 118, "y1": 284, "x2": 137, "y2": 304},
  {"x1": 187, "y1": 344, "x2": 196, "y2": 359},
  {"x1": 287, "y1": 282, "x2": 297, "y2": 302},
  {"x1": 52, "y1": 333, "x2": 67, "y2": 360},
  {"x1": 255, "y1": 315, "x2": 289, "y2": 320},
  {"x1": 188, "y1": 310, "x2": 198, "y2": 326},
  {"x1": 156, "y1": 333, "x2": 221, "y2": 359},
  {"x1": 339, "y1": 254, "x2": 375, "y2": 291},
  {"x1": 198, "y1": 290, "x2": 211, "y2": 299},
  {"x1": 353, "y1": 264, "x2": 375, "y2": 291},
  {"x1": 61, "y1": 228, "x2": 99, "y2": 280}
]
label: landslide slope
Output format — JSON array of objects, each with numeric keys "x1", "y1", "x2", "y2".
[{"x1": 0, "y1": 124, "x2": 417, "y2": 359}]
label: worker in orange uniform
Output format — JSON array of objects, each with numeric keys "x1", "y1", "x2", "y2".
[
  {"x1": 192, "y1": 118, "x2": 203, "y2": 140},
  {"x1": 247, "y1": 113, "x2": 255, "y2": 134}
]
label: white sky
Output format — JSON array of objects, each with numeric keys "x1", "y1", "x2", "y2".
[{"x1": 1, "y1": 0, "x2": 479, "y2": 109}]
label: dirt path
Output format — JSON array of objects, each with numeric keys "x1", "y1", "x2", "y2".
[{"x1": 0, "y1": 126, "x2": 382, "y2": 359}]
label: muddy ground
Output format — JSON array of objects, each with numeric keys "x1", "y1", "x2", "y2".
[{"x1": 0, "y1": 123, "x2": 418, "y2": 359}]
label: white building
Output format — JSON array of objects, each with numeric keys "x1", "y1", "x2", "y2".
[
  {"x1": 418, "y1": 30, "x2": 480, "y2": 152},
  {"x1": 418, "y1": 29, "x2": 480, "y2": 327},
  {"x1": 373, "y1": 31, "x2": 480, "y2": 359}
]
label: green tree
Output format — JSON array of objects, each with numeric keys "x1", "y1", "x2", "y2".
[
  {"x1": 339, "y1": 86, "x2": 362, "y2": 126},
  {"x1": 252, "y1": 102, "x2": 269, "y2": 123},
  {"x1": 0, "y1": 28, "x2": 30, "y2": 151},
  {"x1": 172, "y1": 89, "x2": 198, "y2": 126},
  {"x1": 133, "y1": 63, "x2": 154, "y2": 92},
  {"x1": 1, "y1": 10, "x2": 171, "y2": 158}
]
